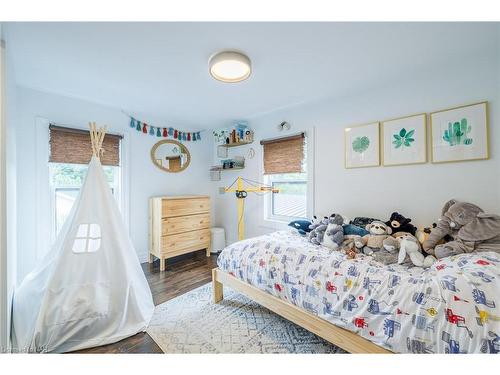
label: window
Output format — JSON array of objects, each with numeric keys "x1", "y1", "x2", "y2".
[
  {"x1": 48, "y1": 125, "x2": 122, "y2": 237},
  {"x1": 262, "y1": 133, "x2": 307, "y2": 222},
  {"x1": 50, "y1": 163, "x2": 121, "y2": 235},
  {"x1": 72, "y1": 223, "x2": 101, "y2": 253}
]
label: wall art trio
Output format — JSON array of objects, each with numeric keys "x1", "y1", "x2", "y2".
[{"x1": 344, "y1": 101, "x2": 489, "y2": 168}]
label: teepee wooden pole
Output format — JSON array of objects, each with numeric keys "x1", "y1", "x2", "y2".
[{"x1": 89, "y1": 122, "x2": 107, "y2": 159}]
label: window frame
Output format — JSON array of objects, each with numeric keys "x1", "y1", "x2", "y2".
[
  {"x1": 35, "y1": 118, "x2": 130, "y2": 259},
  {"x1": 260, "y1": 128, "x2": 315, "y2": 229},
  {"x1": 264, "y1": 175, "x2": 308, "y2": 223}
]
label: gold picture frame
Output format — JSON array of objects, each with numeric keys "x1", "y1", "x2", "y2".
[
  {"x1": 344, "y1": 121, "x2": 380, "y2": 169},
  {"x1": 381, "y1": 113, "x2": 427, "y2": 167},
  {"x1": 430, "y1": 101, "x2": 489, "y2": 164}
]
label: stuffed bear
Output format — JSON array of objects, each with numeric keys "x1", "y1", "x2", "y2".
[
  {"x1": 386, "y1": 212, "x2": 417, "y2": 235},
  {"x1": 322, "y1": 214, "x2": 345, "y2": 250},
  {"x1": 422, "y1": 199, "x2": 500, "y2": 259},
  {"x1": 354, "y1": 221, "x2": 392, "y2": 255}
]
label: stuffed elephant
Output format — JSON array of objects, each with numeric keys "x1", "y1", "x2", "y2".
[{"x1": 423, "y1": 199, "x2": 500, "y2": 259}]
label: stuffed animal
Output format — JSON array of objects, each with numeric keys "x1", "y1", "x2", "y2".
[
  {"x1": 354, "y1": 221, "x2": 392, "y2": 255},
  {"x1": 351, "y1": 217, "x2": 381, "y2": 228},
  {"x1": 368, "y1": 231, "x2": 413, "y2": 265},
  {"x1": 386, "y1": 212, "x2": 417, "y2": 235},
  {"x1": 415, "y1": 223, "x2": 454, "y2": 246},
  {"x1": 415, "y1": 223, "x2": 436, "y2": 245},
  {"x1": 288, "y1": 219, "x2": 312, "y2": 235},
  {"x1": 343, "y1": 224, "x2": 369, "y2": 236},
  {"x1": 422, "y1": 199, "x2": 500, "y2": 259},
  {"x1": 308, "y1": 216, "x2": 329, "y2": 245},
  {"x1": 340, "y1": 235, "x2": 361, "y2": 257},
  {"x1": 322, "y1": 214, "x2": 345, "y2": 250},
  {"x1": 398, "y1": 238, "x2": 436, "y2": 268}
]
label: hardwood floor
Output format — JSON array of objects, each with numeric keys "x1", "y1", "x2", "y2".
[{"x1": 75, "y1": 250, "x2": 218, "y2": 353}]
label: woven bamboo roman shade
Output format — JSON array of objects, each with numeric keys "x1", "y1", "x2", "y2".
[
  {"x1": 49, "y1": 125, "x2": 122, "y2": 166},
  {"x1": 260, "y1": 133, "x2": 305, "y2": 174}
]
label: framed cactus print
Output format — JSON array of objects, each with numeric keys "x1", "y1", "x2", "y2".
[
  {"x1": 430, "y1": 102, "x2": 489, "y2": 163},
  {"x1": 382, "y1": 113, "x2": 427, "y2": 166},
  {"x1": 344, "y1": 122, "x2": 380, "y2": 168}
]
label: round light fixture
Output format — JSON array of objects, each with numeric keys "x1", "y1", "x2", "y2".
[{"x1": 209, "y1": 50, "x2": 251, "y2": 83}]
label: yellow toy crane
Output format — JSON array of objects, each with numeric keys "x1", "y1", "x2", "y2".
[{"x1": 224, "y1": 176, "x2": 279, "y2": 241}]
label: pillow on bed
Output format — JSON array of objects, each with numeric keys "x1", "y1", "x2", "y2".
[{"x1": 288, "y1": 220, "x2": 312, "y2": 235}]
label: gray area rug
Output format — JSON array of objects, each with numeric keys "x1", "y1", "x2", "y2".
[{"x1": 147, "y1": 283, "x2": 347, "y2": 353}]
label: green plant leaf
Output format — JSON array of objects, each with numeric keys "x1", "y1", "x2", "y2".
[
  {"x1": 393, "y1": 134, "x2": 401, "y2": 140},
  {"x1": 406, "y1": 129, "x2": 415, "y2": 138},
  {"x1": 399, "y1": 128, "x2": 407, "y2": 137},
  {"x1": 352, "y1": 136, "x2": 370, "y2": 153}
]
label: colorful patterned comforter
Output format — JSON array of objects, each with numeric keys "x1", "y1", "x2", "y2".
[{"x1": 217, "y1": 231, "x2": 500, "y2": 353}]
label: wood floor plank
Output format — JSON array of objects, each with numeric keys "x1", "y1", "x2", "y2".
[{"x1": 74, "y1": 250, "x2": 218, "y2": 354}]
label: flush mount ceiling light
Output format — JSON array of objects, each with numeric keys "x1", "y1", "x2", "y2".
[{"x1": 209, "y1": 50, "x2": 251, "y2": 83}]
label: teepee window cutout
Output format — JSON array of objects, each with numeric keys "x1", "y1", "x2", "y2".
[{"x1": 72, "y1": 223, "x2": 102, "y2": 253}]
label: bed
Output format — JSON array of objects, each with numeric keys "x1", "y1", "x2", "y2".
[{"x1": 212, "y1": 230, "x2": 500, "y2": 354}]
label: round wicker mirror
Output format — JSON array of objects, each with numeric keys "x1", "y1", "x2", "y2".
[{"x1": 151, "y1": 139, "x2": 191, "y2": 173}]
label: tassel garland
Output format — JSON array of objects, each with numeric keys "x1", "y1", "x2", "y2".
[{"x1": 127, "y1": 115, "x2": 203, "y2": 142}]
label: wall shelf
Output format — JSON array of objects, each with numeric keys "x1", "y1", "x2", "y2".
[
  {"x1": 210, "y1": 166, "x2": 245, "y2": 181},
  {"x1": 218, "y1": 140, "x2": 254, "y2": 148}
]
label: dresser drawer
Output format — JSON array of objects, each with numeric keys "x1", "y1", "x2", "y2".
[
  {"x1": 161, "y1": 229, "x2": 211, "y2": 256},
  {"x1": 162, "y1": 197, "x2": 210, "y2": 218},
  {"x1": 162, "y1": 213, "x2": 210, "y2": 236}
]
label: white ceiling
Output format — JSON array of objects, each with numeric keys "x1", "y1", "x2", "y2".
[{"x1": 6, "y1": 22, "x2": 498, "y2": 128}]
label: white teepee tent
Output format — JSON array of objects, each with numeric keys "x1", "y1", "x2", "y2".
[{"x1": 12, "y1": 123, "x2": 154, "y2": 353}]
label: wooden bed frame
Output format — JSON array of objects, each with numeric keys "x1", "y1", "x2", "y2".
[{"x1": 212, "y1": 268, "x2": 392, "y2": 354}]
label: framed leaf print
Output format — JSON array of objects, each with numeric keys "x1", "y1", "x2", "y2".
[
  {"x1": 382, "y1": 113, "x2": 427, "y2": 166},
  {"x1": 430, "y1": 102, "x2": 489, "y2": 163},
  {"x1": 344, "y1": 122, "x2": 380, "y2": 168}
]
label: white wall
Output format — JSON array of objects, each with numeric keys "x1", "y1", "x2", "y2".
[
  {"x1": 0, "y1": 24, "x2": 18, "y2": 351},
  {"x1": 15, "y1": 87, "x2": 213, "y2": 281},
  {"x1": 215, "y1": 54, "x2": 500, "y2": 244}
]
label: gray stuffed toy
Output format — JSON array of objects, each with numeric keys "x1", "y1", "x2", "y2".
[
  {"x1": 423, "y1": 199, "x2": 500, "y2": 259},
  {"x1": 308, "y1": 216, "x2": 329, "y2": 245},
  {"x1": 322, "y1": 214, "x2": 345, "y2": 250}
]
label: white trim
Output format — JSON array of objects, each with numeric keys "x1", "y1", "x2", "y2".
[
  {"x1": 0, "y1": 32, "x2": 8, "y2": 352},
  {"x1": 35, "y1": 117, "x2": 51, "y2": 258},
  {"x1": 120, "y1": 131, "x2": 131, "y2": 230}
]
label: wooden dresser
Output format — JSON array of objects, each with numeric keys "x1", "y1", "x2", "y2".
[{"x1": 149, "y1": 195, "x2": 211, "y2": 271}]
